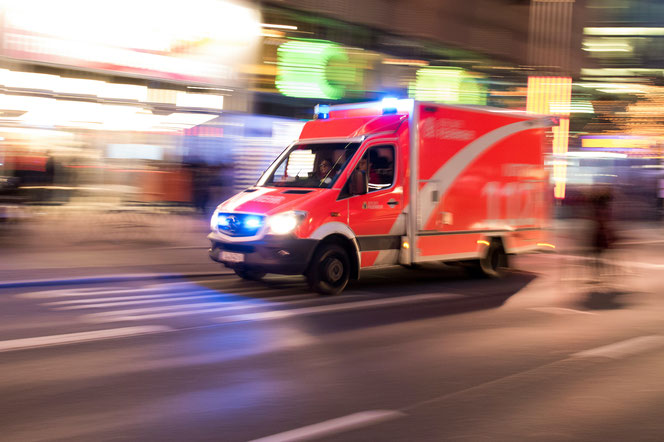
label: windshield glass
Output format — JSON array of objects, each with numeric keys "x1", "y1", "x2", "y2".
[{"x1": 258, "y1": 142, "x2": 360, "y2": 188}]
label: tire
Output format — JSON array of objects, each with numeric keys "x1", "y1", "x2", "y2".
[
  {"x1": 234, "y1": 267, "x2": 266, "y2": 281},
  {"x1": 306, "y1": 243, "x2": 351, "y2": 295},
  {"x1": 478, "y1": 240, "x2": 509, "y2": 278}
]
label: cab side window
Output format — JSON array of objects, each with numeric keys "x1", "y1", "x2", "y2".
[
  {"x1": 364, "y1": 145, "x2": 394, "y2": 192},
  {"x1": 339, "y1": 144, "x2": 395, "y2": 199}
]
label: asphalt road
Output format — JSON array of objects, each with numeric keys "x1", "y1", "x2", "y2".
[{"x1": 1, "y1": 247, "x2": 663, "y2": 441}]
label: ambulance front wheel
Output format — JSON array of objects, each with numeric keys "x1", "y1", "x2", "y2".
[
  {"x1": 306, "y1": 244, "x2": 350, "y2": 296},
  {"x1": 234, "y1": 267, "x2": 266, "y2": 281}
]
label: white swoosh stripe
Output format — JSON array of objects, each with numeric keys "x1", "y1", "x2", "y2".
[{"x1": 420, "y1": 119, "x2": 550, "y2": 229}]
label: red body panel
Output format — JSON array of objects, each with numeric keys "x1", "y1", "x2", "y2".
[
  {"x1": 299, "y1": 114, "x2": 406, "y2": 140},
  {"x1": 411, "y1": 103, "x2": 550, "y2": 259}
]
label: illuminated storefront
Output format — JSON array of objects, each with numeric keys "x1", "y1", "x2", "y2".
[{"x1": 0, "y1": 0, "x2": 262, "y2": 203}]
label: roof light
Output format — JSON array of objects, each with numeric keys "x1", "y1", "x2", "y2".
[
  {"x1": 382, "y1": 97, "x2": 399, "y2": 114},
  {"x1": 314, "y1": 104, "x2": 330, "y2": 119}
]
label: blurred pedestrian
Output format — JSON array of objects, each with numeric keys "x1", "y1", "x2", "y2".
[
  {"x1": 192, "y1": 162, "x2": 211, "y2": 215},
  {"x1": 587, "y1": 187, "x2": 615, "y2": 280},
  {"x1": 42, "y1": 152, "x2": 56, "y2": 202}
]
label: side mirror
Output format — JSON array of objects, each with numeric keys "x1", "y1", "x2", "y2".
[{"x1": 349, "y1": 170, "x2": 367, "y2": 195}]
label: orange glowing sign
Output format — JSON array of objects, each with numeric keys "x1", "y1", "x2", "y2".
[{"x1": 527, "y1": 76, "x2": 572, "y2": 199}]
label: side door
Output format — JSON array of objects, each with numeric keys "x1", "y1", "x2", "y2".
[{"x1": 344, "y1": 143, "x2": 404, "y2": 267}]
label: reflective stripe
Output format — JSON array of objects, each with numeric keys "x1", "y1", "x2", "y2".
[
  {"x1": 308, "y1": 222, "x2": 356, "y2": 240},
  {"x1": 373, "y1": 249, "x2": 399, "y2": 266},
  {"x1": 308, "y1": 222, "x2": 361, "y2": 273}
]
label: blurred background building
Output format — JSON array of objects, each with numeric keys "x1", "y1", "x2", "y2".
[{"x1": 0, "y1": 0, "x2": 662, "y2": 224}]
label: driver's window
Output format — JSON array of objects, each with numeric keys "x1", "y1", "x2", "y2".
[{"x1": 359, "y1": 145, "x2": 395, "y2": 192}]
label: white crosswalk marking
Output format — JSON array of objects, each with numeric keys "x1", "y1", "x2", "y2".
[
  {"x1": 52, "y1": 293, "x2": 231, "y2": 310},
  {"x1": 82, "y1": 295, "x2": 356, "y2": 323},
  {"x1": 45, "y1": 290, "x2": 220, "y2": 306},
  {"x1": 16, "y1": 279, "x2": 335, "y2": 324},
  {"x1": 17, "y1": 280, "x2": 232, "y2": 299},
  {"x1": 21, "y1": 279, "x2": 462, "y2": 326},
  {"x1": 18, "y1": 278, "x2": 396, "y2": 324},
  {"x1": 0, "y1": 326, "x2": 173, "y2": 353}
]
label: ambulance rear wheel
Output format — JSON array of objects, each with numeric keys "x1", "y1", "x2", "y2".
[
  {"x1": 234, "y1": 267, "x2": 266, "y2": 281},
  {"x1": 306, "y1": 244, "x2": 350, "y2": 296},
  {"x1": 479, "y1": 241, "x2": 508, "y2": 278}
]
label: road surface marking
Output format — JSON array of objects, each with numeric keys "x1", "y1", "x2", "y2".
[
  {"x1": 573, "y1": 335, "x2": 664, "y2": 360},
  {"x1": 18, "y1": 285, "x2": 198, "y2": 299},
  {"x1": 50, "y1": 293, "x2": 226, "y2": 309},
  {"x1": 82, "y1": 295, "x2": 355, "y2": 323},
  {"x1": 85, "y1": 295, "x2": 322, "y2": 317},
  {"x1": 376, "y1": 334, "x2": 664, "y2": 418},
  {"x1": 529, "y1": 307, "x2": 597, "y2": 316},
  {"x1": 18, "y1": 286, "x2": 148, "y2": 299},
  {"x1": 49, "y1": 292, "x2": 309, "y2": 310},
  {"x1": 16, "y1": 280, "x2": 232, "y2": 299},
  {"x1": 250, "y1": 410, "x2": 405, "y2": 442},
  {"x1": 44, "y1": 290, "x2": 221, "y2": 305},
  {"x1": 220, "y1": 293, "x2": 463, "y2": 323},
  {"x1": 0, "y1": 326, "x2": 172, "y2": 353},
  {"x1": 43, "y1": 287, "x2": 307, "y2": 307}
]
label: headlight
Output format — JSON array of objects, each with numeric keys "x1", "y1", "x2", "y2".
[{"x1": 267, "y1": 211, "x2": 307, "y2": 235}]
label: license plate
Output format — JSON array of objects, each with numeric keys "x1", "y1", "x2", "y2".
[{"x1": 220, "y1": 251, "x2": 244, "y2": 263}]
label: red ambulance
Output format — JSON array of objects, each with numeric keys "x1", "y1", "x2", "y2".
[{"x1": 208, "y1": 99, "x2": 555, "y2": 294}]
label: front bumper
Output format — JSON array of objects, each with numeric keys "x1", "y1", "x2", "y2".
[{"x1": 208, "y1": 234, "x2": 318, "y2": 275}]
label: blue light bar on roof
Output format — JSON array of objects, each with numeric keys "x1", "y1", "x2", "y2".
[
  {"x1": 314, "y1": 104, "x2": 330, "y2": 119},
  {"x1": 381, "y1": 97, "x2": 399, "y2": 114}
]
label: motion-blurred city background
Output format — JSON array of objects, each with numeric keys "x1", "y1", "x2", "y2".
[
  {"x1": 1, "y1": 0, "x2": 663, "y2": 250},
  {"x1": 3, "y1": 3, "x2": 664, "y2": 440}
]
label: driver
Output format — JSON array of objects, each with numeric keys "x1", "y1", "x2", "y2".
[{"x1": 315, "y1": 159, "x2": 333, "y2": 180}]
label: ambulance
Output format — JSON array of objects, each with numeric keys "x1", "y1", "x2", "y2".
[{"x1": 208, "y1": 99, "x2": 556, "y2": 294}]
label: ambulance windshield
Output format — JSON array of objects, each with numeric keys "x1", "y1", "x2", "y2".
[{"x1": 259, "y1": 142, "x2": 360, "y2": 188}]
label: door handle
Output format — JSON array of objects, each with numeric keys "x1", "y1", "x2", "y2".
[{"x1": 387, "y1": 199, "x2": 398, "y2": 207}]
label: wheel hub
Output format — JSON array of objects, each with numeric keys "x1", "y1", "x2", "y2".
[{"x1": 325, "y1": 258, "x2": 343, "y2": 283}]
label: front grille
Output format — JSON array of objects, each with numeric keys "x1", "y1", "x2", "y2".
[{"x1": 216, "y1": 212, "x2": 265, "y2": 237}]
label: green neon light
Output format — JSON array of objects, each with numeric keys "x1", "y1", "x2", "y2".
[
  {"x1": 408, "y1": 67, "x2": 487, "y2": 105},
  {"x1": 276, "y1": 39, "x2": 352, "y2": 100},
  {"x1": 584, "y1": 27, "x2": 664, "y2": 36}
]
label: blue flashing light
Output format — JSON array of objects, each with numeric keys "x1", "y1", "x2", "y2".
[
  {"x1": 382, "y1": 97, "x2": 399, "y2": 114},
  {"x1": 218, "y1": 215, "x2": 230, "y2": 227},
  {"x1": 244, "y1": 216, "x2": 262, "y2": 229},
  {"x1": 314, "y1": 104, "x2": 330, "y2": 119}
]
